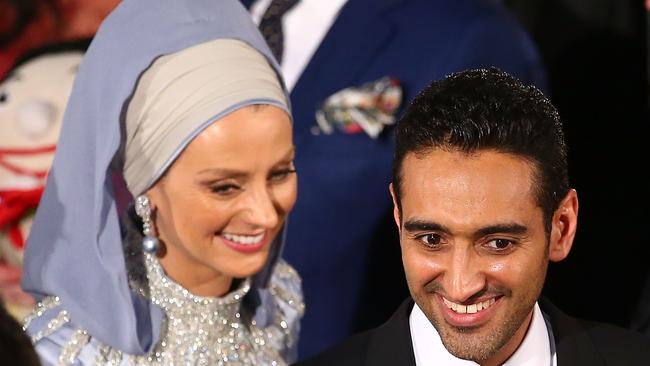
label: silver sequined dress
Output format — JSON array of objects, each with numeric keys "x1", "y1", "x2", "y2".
[{"x1": 24, "y1": 251, "x2": 304, "y2": 366}]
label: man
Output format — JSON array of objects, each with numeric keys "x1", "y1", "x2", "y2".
[
  {"x1": 243, "y1": 0, "x2": 547, "y2": 357},
  {"x1": 295, "y1": 68, "x2": 650, "y2": 365}
]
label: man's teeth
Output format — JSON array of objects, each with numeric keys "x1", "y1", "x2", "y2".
[
  {"x1": 222, "y1": 233, "x2": 264, "y2": 245},
  {"x1": 443, "y1": 297, "x2": 496, "y2": 314}
]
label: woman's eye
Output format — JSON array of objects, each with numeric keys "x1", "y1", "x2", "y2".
[
  {"x1": 211, "y1": 184, "x2": 240, "y2": 195},
  {"x1": 486, "y1": 239, "x2": 513, "y2": 251},
  {"x1": 417, "y1": 233, "x2": 443, "y2": 248},
  {"x1": 0, "y1": 91, "x2": 8, "y2": 104},
  {"x1": 269, "y1": 168, "x2": 296, "y2": 182}
]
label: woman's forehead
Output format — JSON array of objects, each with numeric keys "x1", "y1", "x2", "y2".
[{"x1": 169, "y1": 105, "x2": 293, "y2": 171}]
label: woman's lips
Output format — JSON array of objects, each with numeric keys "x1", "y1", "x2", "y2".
[{"x1": 220, "y1": 232, "x2": 267, "y2": 253}]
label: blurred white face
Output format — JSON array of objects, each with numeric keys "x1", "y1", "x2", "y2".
[
  {"x1": 147, "y1": 105, "x2": 297, "y2": 296},
  {"x1": 0, "y1": 52, "x2": 83, "y2": 188}
]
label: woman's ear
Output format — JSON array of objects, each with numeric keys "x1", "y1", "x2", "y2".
[
  {"x1": 549, "y1": 189, "x2": 579, "y2": 262},
  {"x1": 143, "y1": 179, "x2": 165, "y2": 209}
]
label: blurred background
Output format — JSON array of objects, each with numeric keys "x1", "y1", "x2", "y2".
[
  {"x1": 505, "y1": 0, "x2": 650, "y2": 330},
  {"x1": 1, "y1": 0, "x2": 648, "y2": 335},
  {"x1": 0, "y1": 0, "x2": 121, "y2": 319}
]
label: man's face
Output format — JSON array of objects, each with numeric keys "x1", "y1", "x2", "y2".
[{"x1": 394, "y1": 149, "x2": 552, "y2": 363}]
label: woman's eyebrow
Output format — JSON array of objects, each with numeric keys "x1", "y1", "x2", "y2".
[{"x1": 196, "y1": 168, "x2": 248, "y2": 178}]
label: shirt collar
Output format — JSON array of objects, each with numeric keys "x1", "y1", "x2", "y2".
[{"x1": 409, "y1": 301, "x2": 556, "y2": 366}]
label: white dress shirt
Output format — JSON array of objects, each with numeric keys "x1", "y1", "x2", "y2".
[
  {"x1": 410, "y1": 302, "x2": 557, "y2": 366},
  {"x1": 250, "y1": 0, "x2": 348, "y2": 91}
]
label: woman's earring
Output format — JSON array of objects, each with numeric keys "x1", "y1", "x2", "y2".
[{"x1": 135, "y1": 195, "x2": 160, "y2": 254}]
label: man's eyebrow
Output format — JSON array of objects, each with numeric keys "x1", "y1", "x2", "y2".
[
  {"x1": 403, "y1": 219, "x2": 451, "y2": 234},
  {"x1": 475, "y1": 223, "x2": 528, "y2": 238},
  {"x1": 402, "y1": 219, "x2": 528, "y2": 237}
]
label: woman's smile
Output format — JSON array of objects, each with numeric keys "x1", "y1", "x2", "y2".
[{"x1": 220, "y1": 232, "x2": 267, "y2": 253}]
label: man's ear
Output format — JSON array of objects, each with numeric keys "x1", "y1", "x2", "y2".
[
  {"x1": 389, "y1": 183, "x2": 401, "y2": 231},
  {"x1": 549, "y1": 189, "x2": 579, "y2": 262}
]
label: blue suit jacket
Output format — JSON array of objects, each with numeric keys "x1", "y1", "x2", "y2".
[{"x1": 246, "y1": 0, "x2": 545, "y2": 359}]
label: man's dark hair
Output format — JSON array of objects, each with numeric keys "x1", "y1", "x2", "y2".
[{"x1": 392, "y1": 68, "x2": 568, "y2": 233}]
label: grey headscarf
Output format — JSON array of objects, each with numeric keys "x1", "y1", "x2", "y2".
[
  {"x1": 123, "y1": 38, "x2": 288, "y2": 195},
  {"x1": 22, "y1": 0, "x2": 290, "y2": 355}
]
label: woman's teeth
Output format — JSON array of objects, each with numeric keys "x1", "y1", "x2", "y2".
[
  {"x1": 223, "y1": 233, "x2": 264, "y2": 245},
  {"x1": 443, "y1": 297, "x2": 496, "y2": 314}
]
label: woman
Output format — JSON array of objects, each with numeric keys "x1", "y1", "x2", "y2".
[{"x1": 21, "y1": 0, "x2": 303, "y2": 364}]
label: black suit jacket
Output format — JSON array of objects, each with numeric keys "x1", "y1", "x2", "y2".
[{"x1": 294, "y1": 298, "x2": 650, "y2": 365}]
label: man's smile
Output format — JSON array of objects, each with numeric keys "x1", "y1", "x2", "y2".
[
  {"x1": 442, "y1": 296, "x2": 497, "y2": 314},
  {"x1": 436, "y1": 294, "x2": 504, "y2": 328}
]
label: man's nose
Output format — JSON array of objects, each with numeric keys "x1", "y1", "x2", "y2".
[{"x1": 442, "y1": 246, "x2": 486, "y2": 303}]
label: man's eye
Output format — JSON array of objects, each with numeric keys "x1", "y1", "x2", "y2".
[
  {"x1": 417, "y1": 234, "x2": 443, "y2": 247},
  {"x1": 486, "y1": 239, "x2": 513, "y2": 251}
]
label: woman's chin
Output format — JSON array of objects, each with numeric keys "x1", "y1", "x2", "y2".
[{"x1": 217, "y1": 255, "x2": 270, "y2": 279}]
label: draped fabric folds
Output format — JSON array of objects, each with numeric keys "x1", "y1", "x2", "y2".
[{"x1": 21, "y1": 0, "x2": 289, "y2": 355}]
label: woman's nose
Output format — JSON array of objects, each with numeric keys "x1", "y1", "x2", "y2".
[{"x1": 242, "y1": 186, "x2": 279, "y2": 229}]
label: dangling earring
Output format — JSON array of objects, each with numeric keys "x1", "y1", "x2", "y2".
[{"x1": 135, "y1": 195, "x2": 160, "y2": 254}]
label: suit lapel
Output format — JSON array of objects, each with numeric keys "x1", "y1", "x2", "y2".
[
  {"x1": 290, "y1": 0, "x2": 407, "y2": 142},
  {"x1": 539, "y1": 298, "x2": 605, "y2": 366},
  {"x1": 370, "y1": 298, "x2": 606, "y2": 366},
  {"x1": 365, "y1": 298, "x2": 417, "y2": 366}
]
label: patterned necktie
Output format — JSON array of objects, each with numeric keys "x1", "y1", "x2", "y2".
[{"x1": 258, "y1": 0, "x2": 300, "y2": 64}]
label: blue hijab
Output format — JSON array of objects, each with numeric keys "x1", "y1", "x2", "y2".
[{"x1": 22, "y1": 0, "x2": 289, "y2": 355}]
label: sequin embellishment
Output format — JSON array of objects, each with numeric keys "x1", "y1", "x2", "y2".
[{"x1": 26, "y1": 251, "x2": 303, "y2": 365}]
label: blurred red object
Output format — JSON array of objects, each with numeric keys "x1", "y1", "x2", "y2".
[
  {"x1": 0, "y1": 261, "x2": 34, "y2": 307},
  {"x1": 0, "y1": 0, "x2": 120, "y2": 78}
]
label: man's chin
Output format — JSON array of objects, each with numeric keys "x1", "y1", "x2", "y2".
[{"x1": 437, "y1": 324, "x2": 505, "y2": 363}]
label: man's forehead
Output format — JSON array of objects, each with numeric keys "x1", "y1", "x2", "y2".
[
  {"x1": 402, "y1": 148, "x2": 537, "y2": 181},
  {"x1": 399, "y1": 149, "x2": 540, "y2": 215}
]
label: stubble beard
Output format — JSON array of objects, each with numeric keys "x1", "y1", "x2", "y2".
[
  {"x1": 427, "y1": 294, "x2": 534, "y2": 363},
  {"x1": 408, "y1": 276, "x2": 544, "y2": 364}
]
